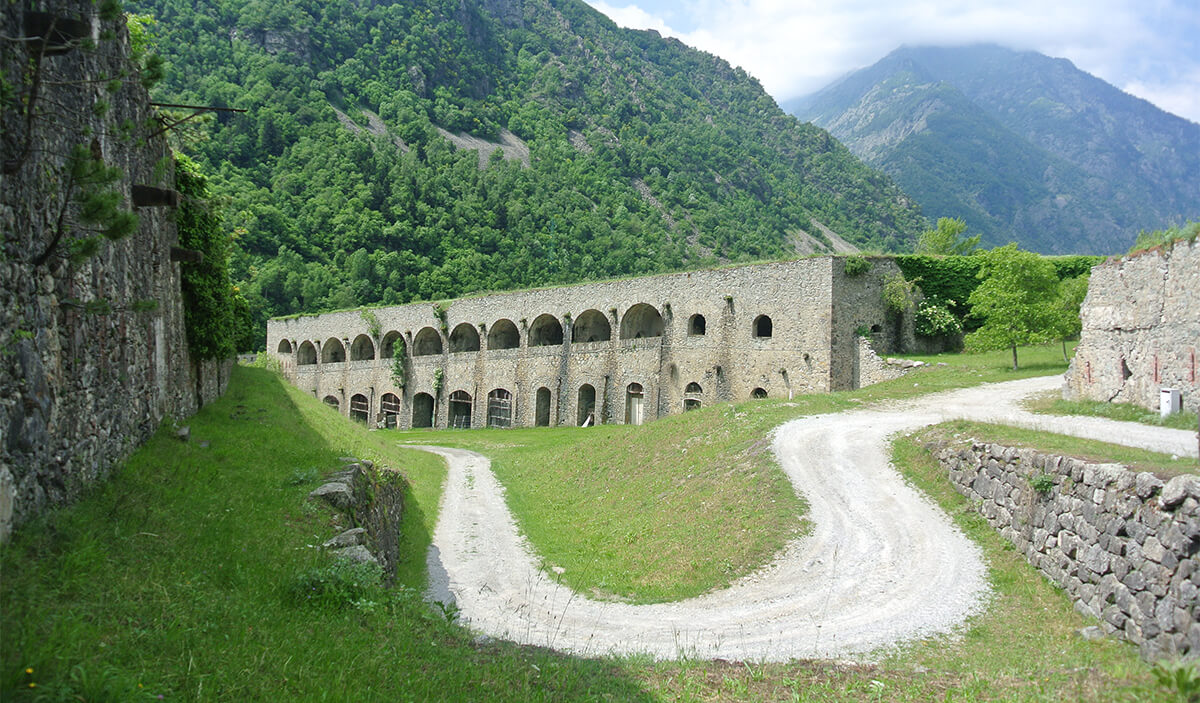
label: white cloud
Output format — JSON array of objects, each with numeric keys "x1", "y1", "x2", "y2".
[{"x1": 585, "y1": 0, "x2": 1200, "y2": 122}]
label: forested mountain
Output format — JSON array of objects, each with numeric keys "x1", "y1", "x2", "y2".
[
  {"x1": 131, "y1": 0, "x2": 925, "y2": 331},
  {"x1": 788, "y1": 45, "x2": 1200, "y2": 255}
]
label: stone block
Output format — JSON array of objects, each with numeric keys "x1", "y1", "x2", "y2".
[
  {"x1": 309, "y1": 481, "x2": 355, "y2": 511},
  {"x1": 1112, "y1": 555, "x2": 1131, "y2": 582},
  {"x1": 1143, "y1": 536, "x2": 1167, "y2": 564},
  {"x1": 1136, "y1": 472, "x2": 1164, "y2": 499},
  {"x1": 1122, "y1": 568, "x2": 1147, "y2": 592},
  {"x1": 1102, "y1": 604, "x2": 1127, "y2": 630},
  {"x1": 1162, "y1": 476, "x2": 1200, "y2": 509}
]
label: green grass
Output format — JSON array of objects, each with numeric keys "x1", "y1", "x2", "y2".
[
  {"x1": 3, "y1": 343, "x2": 1181, "y2": 701},
  {"x1": 925, "y1": 420, "x2": 1199, "y2": 475},
  {"x1": 1025, "y1": 391, "x2": 1200, "y2": 433}
]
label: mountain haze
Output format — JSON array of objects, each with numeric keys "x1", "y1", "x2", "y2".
[
  {"x1": 132, "y1": 0, "x2": 925, "y2": 329},
  {"x1": 789, "y1": 45, "x2": 1200, "y2": 254}
]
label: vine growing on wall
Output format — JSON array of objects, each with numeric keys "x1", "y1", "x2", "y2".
[
  {"x1": 432, "y1": 367, "x2": 444, "y2": 397},
  {"x1": 360, "y1": 308, "x2": 381, "y2": 340},
  {"x1": 390, "y1": 335, "x2": 407, "y2": 388}
]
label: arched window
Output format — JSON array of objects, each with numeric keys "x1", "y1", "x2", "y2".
[
  {"x1": 535, "y1": 387, "x2": 552, "y2": 426},
  {"x1": 413, "y1": 327, "x2": 443, "y2": 356},
  {"x1": 751, "y1": 387, "x2": 768, "y2": 399},
  {"x1": 321, "y1": 338, "x2": 346, "y2": 363},
  {"x1": 488, "y1": 319, "x2": 520, "y2": 350},
  {"x1": 625, "y1": 382, "x2": 645, "y2": 425},
  {"x1": 381, "y1": 393, "x2": 401, "y2": 429},
  {"x1": 529, "y1": 314, "x2": 563, "y2": 346},
  {"x1": 487, "y1": 388, "x2": 513, "y2": 428},
  {"x1": 577, "y1": 384, "x2": 596, "y2": 426},
  {"x1": 322, "y1": 395, "x2": 340, "y2": 411},
  {"x1": 688, "y1": 314, "x2": 706, "y2": 336},
  {"x1": 412, "y1": 393, "x2": 434, "y2": 428},
  {"x1": 349, "y1": 393, "x2": 369, "y2": 423},
  {"x1": 297, "y1": 341, "x2": 317, "y2": 365},
  {"x1": 448, "y1": 390, "x2": 473, "y2": 429},
  {"x1": 381, "y1": 330, "x2": 402, "y2": 358},
  {"x1": 683, "y1": 382, "x2": 702, "y2": 411},
  {"x1": 277, "y1": 339, "x2": 293, "y2": 354},
  {"x1": 350, "y1": 334, "x2": 375, "y2": 361},
  {"x1": 753, "y1": 315, "x2": 773, "y2": 338},
  {"x1": 620, "y1": 303, "x2": 664, "y2": 339},
  {"x1": 572, "y1": 309, "x2": 611, "y2": 343},
  {"x1": 449, "y1": 323, "x2": 480, "y2": 352}
]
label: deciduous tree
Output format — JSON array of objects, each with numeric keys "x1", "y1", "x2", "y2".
[{"x1": 965, "y1": 244, "x2": 1057, "y2": 370}]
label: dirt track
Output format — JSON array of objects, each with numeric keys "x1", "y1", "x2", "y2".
[{"x1": 418, "y1": 375, "x2": 1198, "y2": 661}]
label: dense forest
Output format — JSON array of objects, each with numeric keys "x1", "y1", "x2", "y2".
[{"x1": 129, "y1": 0, "x2": 926, "y2": 338}]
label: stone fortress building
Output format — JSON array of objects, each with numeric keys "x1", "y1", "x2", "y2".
[
  {"x1": 268, "y1": 257, "x2": 913, "y2": 430},
  {"x1": 1065, "y1": 238, "x2": 1199, "y2": 414}
]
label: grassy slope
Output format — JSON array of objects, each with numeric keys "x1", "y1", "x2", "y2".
[{"x1": 1, "y1": 343, "x2": 1181, "y2": 700}]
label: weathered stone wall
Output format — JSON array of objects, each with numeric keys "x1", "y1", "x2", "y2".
[
  {"x1": 1065, "y1": 240, "x2": 1200, "y2": 413},
  {"x1": 267, "y1": 257, "x2": 913, "y2": 429},
  {"x1": 931, "y1": 439, "x2": 1200, "y2": 659},
  {"x1": 0, "y1": 1, "x2": 227, "y2": 541}
]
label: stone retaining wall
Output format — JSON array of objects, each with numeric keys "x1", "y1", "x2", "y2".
[{"x1": 929, "y1": 439, "x2": 1200, "y2": 659}]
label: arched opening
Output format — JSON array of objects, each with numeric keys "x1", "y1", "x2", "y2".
[
  {"x1": 625, "y1": 382, "x2": 645, "y2": 425},
  {"x1": 449, "y1": 323, "x2": 481, "y2": 353},
  {"x1": 753, "y1": 315, "x2": 773, "y2": 338},
  {"x1": 688, "y1": 314, "x2": 706, "y2": 336},
  {"x1": 381, "y1": 393, "x2": 401, "y2": 428},
  {"x1": 349, "y1": 393, "x2": 370, "y2": 423},
  {"x1": 488, "y1": 319, "x2": 520, "y2": 350},
  {"x1": 535, "y1": 387, "x2": 552, "y2": 426},
  {"x1": 577, "y1": 384, "x2": 596, "y2": 426},
  {"x1": 350, "y1": 334, "x2": 375, "y2": 361},
  {"x1": 529, "y1": 314, "x2": 563, "y2": 346},
  {"x1": 322, "y1": 395, "x2": 340, "y2": 411},
  {"x1": 381, "y1": 330, "x2": 402, "y2": 358},
  {"x1": 297, "y1": 341, "x2": 317, "y2": 365},
  {"x1": 487, "y1": 388, "x2": 513, "y2": 428},
  {"x1": 413, "y1": 327, "x2": 443, "y2": 356},
  {"x1": 751, "y1": 387, "x2": 768, "y2": 399},
  {"x1": 620, "y1": 303, "x2": 664, "y2": 339},
  {"x1": 448, "y1": 390, "x2": 472, "y2": 429},
  {"x1": 572, "y1": 309, "x2": 611, "y2": 343},
  {"x1": 683, "y1": 382, "x2": 702, "y2": 411},
  {"x1": 412, "y1": 393, "x2": 434, "y2": 428},
  {"x1": 277, "y1": 339, "x2": 293, "y2": 354},
  {"x1": 321, "y1": 338, "x2": 346, "y2": 363}
]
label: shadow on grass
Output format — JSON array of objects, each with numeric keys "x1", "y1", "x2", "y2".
[{"x1": 1, "y1": 366, "x2": 656, "y2": 702}]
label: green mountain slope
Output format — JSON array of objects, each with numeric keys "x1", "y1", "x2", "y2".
[
  {"x1": 788, "y1": 45, "x2": 1200, "y2": 255},
  {"x1": 132, "y1": 0, "x2": 924, "y2": 329}
]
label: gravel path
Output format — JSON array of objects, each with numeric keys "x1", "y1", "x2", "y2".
[{"x1": 418, "y1": 375, "x2": 1198, "y2": 662}]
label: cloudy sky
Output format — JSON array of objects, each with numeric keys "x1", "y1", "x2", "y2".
[{"x1": 584, "y1": 0, "x2": 1200, "y2": 124}]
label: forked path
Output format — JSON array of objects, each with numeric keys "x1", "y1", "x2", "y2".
[{"x1": 418, "y1": 375, "x2": 1197, "y2": 661}]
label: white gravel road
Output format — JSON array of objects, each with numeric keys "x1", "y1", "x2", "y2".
[{"x1": 417, "y1": 374, "x2": 1198, "y2": 662}]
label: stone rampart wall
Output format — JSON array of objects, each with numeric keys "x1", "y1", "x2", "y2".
[
  {"x1": 1066, "y1": 240, "x2": 1200, "y2": 413},
  {"x1": 930, "y1": 439, "x2": 1200, "y2": 659},
  {"x1": 268, "y1": 257, "x2": 912, "y2": 429},
  {"x1": 0, "y1": 1, "x2": 228, "y2": 541}
]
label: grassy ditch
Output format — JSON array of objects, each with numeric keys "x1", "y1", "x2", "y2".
[{"x1": 0, "y1": 366, "x2": 654, "y2": 702}]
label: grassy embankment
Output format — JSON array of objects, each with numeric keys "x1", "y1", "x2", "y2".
[{"x1": 1, "y1": 343, "x2": 1185, "y2": 700}]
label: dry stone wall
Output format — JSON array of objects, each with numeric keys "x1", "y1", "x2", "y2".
[
  {"x1": 1066, "y1": 240, "x2": 1200, "y2": 413},
  {"x1": 268, "y1": 257, "x2": 913, "y2": 430},
  {"x1": 0, "y1": 1, "x2": 227, "y2": 542},
  {"x1": 931, "y1": 439, "x2": 1200, "y2": 659}
]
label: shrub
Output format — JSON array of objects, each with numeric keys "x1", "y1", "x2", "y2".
[
  {"x1": 843, "y1": 255, "x2": 871, "y2": 276},
  {"x1": 1030, "y1": 474, "x2": 1055, "y2": 495},
  {"x1": 881, "y1": 273, "x2": 920, "y2": 314},
  {"x1": 287, "y1": 560, "x2": 384, "y2": 610},
  {"x1": 914, "y1": 300, "x2": 963, "y2": 338}
]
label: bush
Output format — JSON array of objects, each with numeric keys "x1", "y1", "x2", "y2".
[
  {"x1": 843, "y1": 255, "x2": 871, "y2": 276},
  {"x1": 914, "y1": 300, "x2": 962, "y2": 338},
  {"x1": 287, "y1": 559, "x2": 384, "y2": 610}
]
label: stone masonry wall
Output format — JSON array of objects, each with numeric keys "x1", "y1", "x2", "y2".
[
  {"x1": 931, "y1": 439, "x2": 1200, "y2": 659},
  {"x1": 0, "y1": 1, "x2": 227, "y2": 541},
  {"x1": 267, "y1": 257, "x2": 913, "y2": 430},
  {"x1": 1065, "y1": 239, "x2": 1200, "y2": 413}
]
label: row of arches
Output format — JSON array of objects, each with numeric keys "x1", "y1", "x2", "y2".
[
  {"x1": 321, "y1": 382, "x2": 774, "y2": 429},
  {"x1": 283, "y1": 310, "x2": 776, "y2": 365}
]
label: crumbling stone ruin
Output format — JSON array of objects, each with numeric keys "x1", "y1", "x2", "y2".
[
  {"x1": 268, "y1": 257, "x2": 914, "y2": 429},
  {"x1": 1066, "y1": 239, "x2": 1199, "y2": 414}
]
